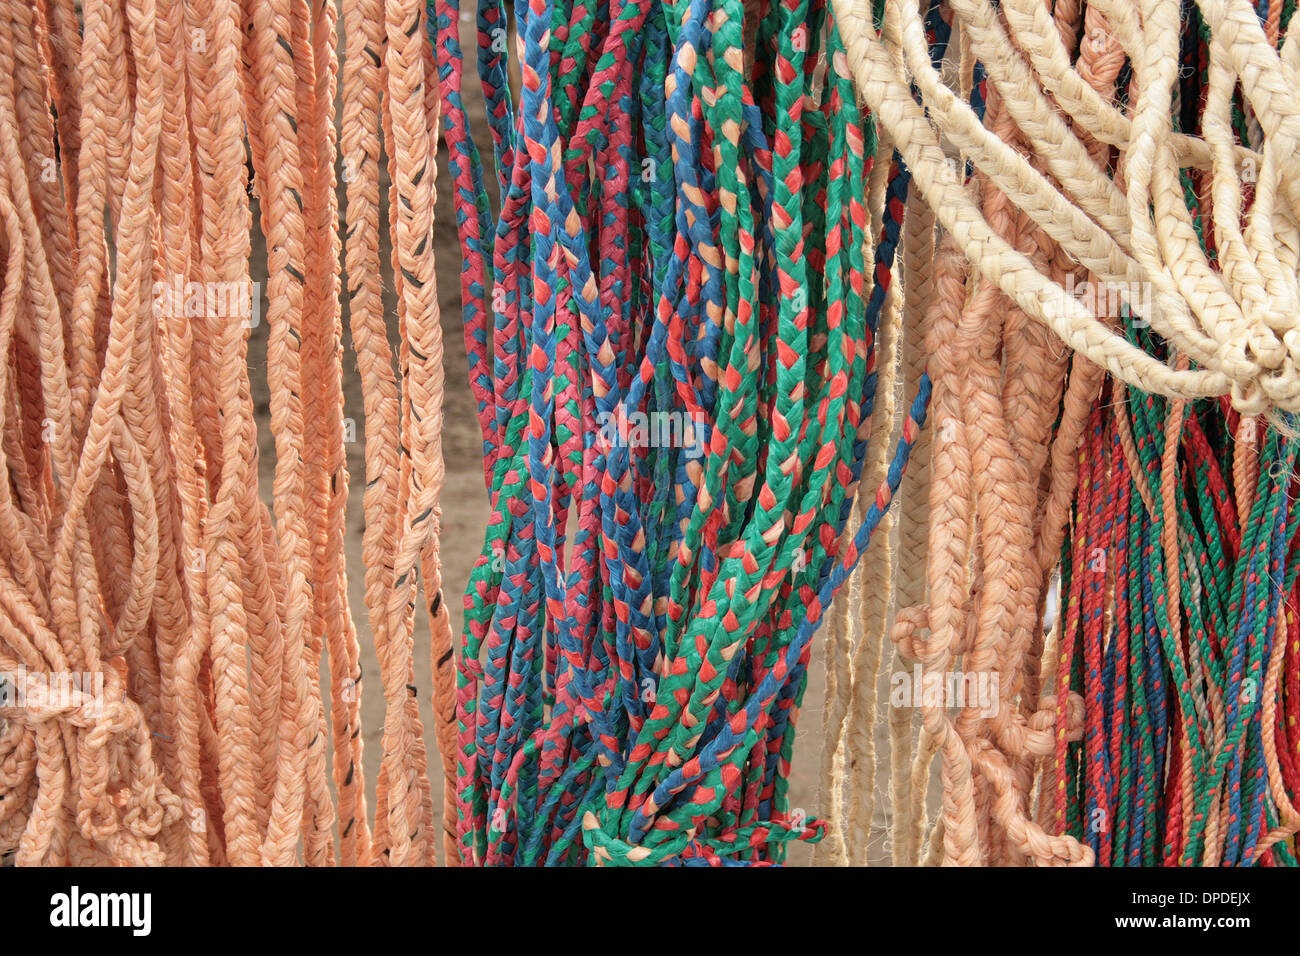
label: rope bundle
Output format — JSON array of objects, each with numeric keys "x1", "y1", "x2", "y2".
[
  {"x1": 437, "y1": 0, "x2": 952, "y2": 865},
  {"x1": 836, "y1": 0, "x2": 1300, "y2": 416},
  {"x1": 817, "y1": 0, "x2": 1300, "y2": 866},
  {"x1": 2, "y1": 0, "x2": 1298, "y2": 870},
  {"x1": 0, "y1": 0, "x2": 450, "y2": 866}
]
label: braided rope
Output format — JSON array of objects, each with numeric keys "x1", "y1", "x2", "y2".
[
  {"x1": 3, "y1": 0, "x2": 1299, "y2": 873},
  {"x1": 0, "y1": 0, "x2": 453, "y2": 868},
  {"x1": 826, "y1": 0, "x2": 1300, "y2": 868}
]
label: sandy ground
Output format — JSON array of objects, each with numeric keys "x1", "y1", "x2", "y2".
[{"x1": 241, "y1": 16, "x2": 923, "y2": 866}]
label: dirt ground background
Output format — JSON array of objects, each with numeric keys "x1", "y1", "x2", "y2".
[{"x1": 242, "y1": 14, "x2": 914, "y2": 866}]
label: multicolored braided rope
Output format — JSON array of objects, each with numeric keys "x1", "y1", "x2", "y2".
[{"x1": 433, "y1": 0, "x2": 943, "y2": 865}]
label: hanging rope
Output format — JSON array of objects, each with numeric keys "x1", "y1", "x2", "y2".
[
  {"x1": 823, "y1": 0, "x2": 1300, "y2": 867},
  {"x1": 434, "y1": 0, "x2": 955, "y2": 865},
  {"x1": 0, "y1": 0, "x2": 449, "y2": 867},
  {"x1": 3, "y1": 0, "x2": 1299, "y2": 870}
]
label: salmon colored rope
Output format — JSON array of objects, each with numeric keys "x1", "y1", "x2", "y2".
[{"x1": 0, "y1": 0, "x2": 449, "y2": 867}]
